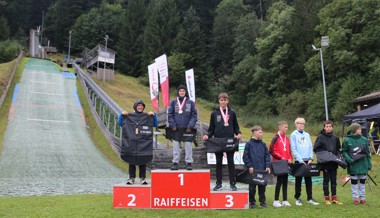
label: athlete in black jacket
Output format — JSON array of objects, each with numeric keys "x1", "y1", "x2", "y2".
[
  {"x1": 203, "y1": 93, "x2": 242, "y2": 191},
  {"x1": 313, "y1": 120, "x2": 342, "y2": 205}
]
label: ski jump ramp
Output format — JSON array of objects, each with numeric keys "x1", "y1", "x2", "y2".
[{"x1": 0, "y1": 59, "x2": 126, "y2": 196}]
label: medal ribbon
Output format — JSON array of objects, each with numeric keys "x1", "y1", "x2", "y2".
[
  {"x1": 278, "y1": 131, "x2": 286, "y2": 150},
  {"x1": 220, "y1": 107, "x2": 229, "y2": 126},
  {"x1": 177, "y1": 97, "x2": 186, "y2": 112}
]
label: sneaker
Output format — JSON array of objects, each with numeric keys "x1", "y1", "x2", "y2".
[
  {"x1": 325, "y1": 200, "x2": 331, "y2": 205},
  {"x1": 282, "y1": 201, "x2": 291, "y2": 207},
  {"x1": 213, "y1": 184, "x2": 222, "y2": 191},
  {"x1": 308, "y1": 199, "x2": 320, "y2": 205},
  {"x1": 126, "y1": 178, "x2": 135, "y2": 185},
  {"x1": 360, "y1": 200, "x2": 367, "y2": 205},
  {"x1": 354, "y1": 198, "x2": 359, "y2": 205},
  {"x1": 332, "y1": 200, "x2": 343, "y2": 205},
  {"x1": 273, "y1": 200, "x2": 282, "y2": 208},
  {"x1": 295, "y1": 199, "x2": 302, "y2": 206},
  {"x1": 186, "y1": 163, "x2": 192, "y2": 170},
  {"x1": 171, "y1": 162, "x2": 179, "y2": 170},
  {"x1": 230, "y1": 184, "x2": 238, "y2": 191},
  {"x1": 140, "y1": 178, "x2": 148, "y2": 185},
  {"x1": 260, "y1": 202, "x2": 268, "y2": 208},
  {"x1": 249, "y1": 202, "x2": 255, "y2": 209}
]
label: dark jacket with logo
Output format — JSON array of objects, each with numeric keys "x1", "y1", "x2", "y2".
[
  {"x1": 314, "y1": 129, "x2": 341, "y2": 169},
  {"x1": 167, "y1": 96, "x2": 197, "y2": 129},
  {"x1": 207, "y1": 107, "x2": 241, "y2": 139},
  {"x1": 243, "y1": 138, "x2": 271, "y2": 171},
  {"x1": 120, "y1": 112, "x2": 153, "y2": 165}
]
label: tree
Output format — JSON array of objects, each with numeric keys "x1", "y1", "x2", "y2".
[
  {"x1": 116, "y1": 0, "x2": 147, "y2": 76},
  {"x1": 306, "y1": 0, "x2": 380, "y2": 120},
  {"x1": 71, "y1": 3, "x2": 124, "y2": 53},
  {"x1": 0, "y1": 16, "x2": 10, "y2": 41},
  {"x1": 173, "y1": 6, "x2": 211, "y2": 98},
  {"x1": 142, "y1": 0, "x2": 180, "y2": 69},
  {"x1": 211, "y1": 0, "x2": 250, "y2": 80},
  {"x1": 252, "y1": 1, "x2": 295, "y2": 112},
  {"x1": 3, "y1": 0, "x2": 33, "y2": 35},
  {"x1": 44, "y1": 0, "x2": 90, "y2": 50},
  {"x1": 232, "y1": 12, "x2": 264, "y2": 65}
]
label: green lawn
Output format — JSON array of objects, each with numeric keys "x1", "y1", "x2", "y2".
[{"x1": 1, "y1": 172, "x2": 379, "y2": 218}]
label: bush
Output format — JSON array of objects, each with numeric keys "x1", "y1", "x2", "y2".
[{"x1": 0, "y1": 40, "x2": 21, "y2": 63}]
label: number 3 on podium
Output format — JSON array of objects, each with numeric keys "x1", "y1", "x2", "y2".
[{"x1": 225, "y1": 195, "x2": 234, "y2": 207}]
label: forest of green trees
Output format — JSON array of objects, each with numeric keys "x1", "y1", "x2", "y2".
[{"x1": 1, "y1": 0, "x2": 379, "y2": 123}]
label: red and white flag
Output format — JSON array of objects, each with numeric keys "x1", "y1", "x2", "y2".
[
  {"x1": 185, "y1": 69, "x2": 196, "y2": 106},
  {"x1": 148, "y1": 63, "x2": 159, "y2": 111},
  {"x1": 155, "y1": 54, "x2": 170, "y2": 107}
]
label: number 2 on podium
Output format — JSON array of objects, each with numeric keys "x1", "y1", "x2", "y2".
[{"x1": 178, "y1": 173, "x2": 184, "y2": 186}]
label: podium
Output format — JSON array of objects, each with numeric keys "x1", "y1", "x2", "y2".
[{"x1": 113, "y1": 169, "x2": 248, "y2": 209}]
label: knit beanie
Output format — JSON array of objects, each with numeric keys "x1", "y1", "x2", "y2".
[{"x1": 349, "y1": 123, "x2": 361, "y2": 133}]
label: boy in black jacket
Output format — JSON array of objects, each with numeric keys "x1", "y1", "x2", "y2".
[
  {"x1": 314, "y1": 120, "x2": 342, "y2": 205},
  {"x1": 243, "y1": 126, "x2": 271, "y2": 208},
  {"x1": 203, "y1": 93, "x2": 242, "y2": 191}
]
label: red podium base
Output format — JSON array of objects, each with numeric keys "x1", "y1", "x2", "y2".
[
  {"x1": 113, "y1": 184, "x2": 151, "y2": 208},
  {"x1": 113, "y1": 169, "x2": 248, "y2": 209}
]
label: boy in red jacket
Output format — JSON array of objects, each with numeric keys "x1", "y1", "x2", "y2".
[{"x1": 269, "y1": 121, "x2": 292, "y2": 207}]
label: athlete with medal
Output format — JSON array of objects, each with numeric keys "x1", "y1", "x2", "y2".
[
  {"x1": 269, "y1": 121, "x2": 292, "y2": 207},
  {"x1": 203, "y1": 92, "x2": 242, "y2": 191},
  {"x1": 168, "y1": 85, "x2": 197, "y2": 170}
]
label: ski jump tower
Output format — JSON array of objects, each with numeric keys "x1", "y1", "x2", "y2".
[{"x1": 81, "y1": 45, "x2": 116, "y2": 81}]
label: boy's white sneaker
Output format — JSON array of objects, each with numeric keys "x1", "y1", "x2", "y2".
[
  {"x1": 273, "y1": 201, "x2": 282, "y2": 208},
  {"x1": 295, "y1": 199, "x2": 302, "y2": 206},
  {"x1": 282, "y1": 201, "x2": 292, "y2": 206},
  {"x1": 308, "y1": 199, "x2": 320, "y2": 205}
]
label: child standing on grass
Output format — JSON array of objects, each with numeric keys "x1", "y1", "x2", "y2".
[
  {"x1": 203, "y1": 92, "x2": 242, "y2": 191},
  {"x1": 269, "y1": 121, "x2": 292, "y2": 208},
  {"x1": 314, "y1": 120, "x2": 343, "y2": 205},
  {"x1": 342, "y1": 123, "x2": 372, "y2": 205},
  {"x1": 118, "y1": 99, "x2": 158, "y2": 185},
  {"x1": 290, "y1": 117, "x2": 319, "y2": 206},
  {"x1": 243, "y1": 126, "x2": 271, "y2": 209}
]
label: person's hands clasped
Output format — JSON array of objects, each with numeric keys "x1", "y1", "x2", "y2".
[
  {"x1": 122, "y1": 111, "x2": 128, "y2": 116},
  {"x1": 147, "y1": 111, "x2": 154, "y2": 116},
  {"x1": 203, "y1": 135, "x2": 208, "y2": 140}
]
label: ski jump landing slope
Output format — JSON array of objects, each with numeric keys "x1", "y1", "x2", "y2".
[{"x1": 0, "y1": 59, "x2": 126, "y2": 196}]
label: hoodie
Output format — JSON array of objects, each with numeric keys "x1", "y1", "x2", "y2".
[
  {"x1": 290, "y1": 130, "x2": 313, "y2": 163},
  {"x1": 118, "y1": 99, "x2": 158, "y2": 127}
]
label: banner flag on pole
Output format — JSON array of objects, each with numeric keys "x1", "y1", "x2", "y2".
[
  {"x1": 148, "y1": 63, "x2": 159, "y2": 111},
  {"x1": 185, "y1": 69, "x2": 196, "y2": 106},
  {"x1": 155, "y1": 54, "x2": 170, "y2": 107}
]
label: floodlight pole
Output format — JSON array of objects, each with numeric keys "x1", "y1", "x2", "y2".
[
  {"x1": 319, "y1": 48, "x2": 329, "y2": 121},
  {"x1": 313, "y1": 36, "x2": 329, "y2": 121}
]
